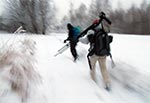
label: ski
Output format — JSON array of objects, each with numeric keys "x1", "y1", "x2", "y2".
[{"x1": 54, "y1": 43, "x2": 70, "y2": 57}]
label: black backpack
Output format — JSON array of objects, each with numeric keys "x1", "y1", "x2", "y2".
[{"x1": 88, "y1": 29, "x2": 113, "y2": 56}]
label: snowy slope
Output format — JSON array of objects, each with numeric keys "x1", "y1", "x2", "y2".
[{"x1": 0, "y1": 33, "x2": 150, "y2": 103}]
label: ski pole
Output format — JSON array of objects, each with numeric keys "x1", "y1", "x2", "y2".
[
  {"x1": 54, "y1": 43, "x2": 70, "y2": 57},
  {"x1": 110, "y1": 54, "x2": 115, "y2": 68},
  {"x1": 87, "y1": 55, "x2": 92, "y2": 70}
]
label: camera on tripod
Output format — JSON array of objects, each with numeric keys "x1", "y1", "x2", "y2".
[
  {"x1": 99, "y1": 12, "x2": 111, "y2": 25},
  {"x1": 99, "y1": 12, "x2": 105, "y2": 19}
]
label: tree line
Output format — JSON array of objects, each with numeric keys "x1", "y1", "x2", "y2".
[
  {"x1": 110, "y1": 0, "x2": 150, "y2": 34},
  {"x1": 61, "y1": 0, "x2": 150, "y2": 35},
  {"x1": 0, "y1": 0, "x2": 150, "y2": 35},
  {"x1": 0, "y1": 0, "x2": 56, "y2": 34}
]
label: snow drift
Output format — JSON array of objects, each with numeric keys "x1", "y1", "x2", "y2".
[
  {"x1": 0, "y1": 37, "x2": 40, "y2": 103},
  {"x1": 0, "y1": 33, "x2": 150, "y2": 103}
]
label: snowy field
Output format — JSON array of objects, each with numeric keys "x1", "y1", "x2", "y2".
[{"x1": 0, "y1": 33, "x2": 150, "y2": 103}]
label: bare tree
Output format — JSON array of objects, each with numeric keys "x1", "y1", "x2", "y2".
[
  {"x1": 59, "y1": 0, "x2": 112, "y2": 32},
  {"x1": 88, "y1": 0, "x2": 111, "y2": 21},
  {"x1": 60, "y1": 15, "x2": 70, "y2": 31},
  {"x1": 139, "y1": 0, "x2": 150, "y2": 34},
  {"x1": 109, "y1": 0, "x2": 150, "y2": 34},
  {"x1": 146, "y1": 4, "x2": 150, "y2": 34},
  {"x1": 3, "y1": 0, "x2": 56, "y2": 34},
  {"x1": 109, "y1": 9, "x2": 126, "y2": 33},
  {"x1": 73, "y1": 3, "x2": 88, "y2": 28},
  {"x1": 68, "y1": 3, "x2": 76, "y2": 24}
]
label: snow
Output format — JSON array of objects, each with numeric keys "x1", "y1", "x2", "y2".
[{"x1": 0, "y1": 33, "x2": 150, "y2": 103}]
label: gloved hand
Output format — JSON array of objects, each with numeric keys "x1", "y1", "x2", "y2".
[{"x1": 64, "y1": 40, "x2": 67, "y2": 43}]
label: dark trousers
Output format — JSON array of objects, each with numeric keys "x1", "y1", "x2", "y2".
[{"x1": 70, "y1": 42, "x2": 77, "y2": 59}]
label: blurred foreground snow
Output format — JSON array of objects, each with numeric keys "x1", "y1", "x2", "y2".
[{"x1": 0, "y1": 33, "x2": 149, "y2": 103}]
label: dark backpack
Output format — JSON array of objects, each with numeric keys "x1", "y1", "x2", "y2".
[{"x1": 89, "y1": 29, "x2": 113, "y2": 56}]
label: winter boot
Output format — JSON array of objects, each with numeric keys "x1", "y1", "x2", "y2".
[{"x1": 105, "y1": 83, "x2": 111, "y2": 91}]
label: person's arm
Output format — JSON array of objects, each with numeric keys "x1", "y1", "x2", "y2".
[
  {"x1": 79, "y1": 35, "x2": 89, "y2": 44},
  {"x1": 79, "y1": 30, "x2": 95, "y2": 44},
  {"x1": 64, "y1": 31, "x2": 72, "y2": 43}
]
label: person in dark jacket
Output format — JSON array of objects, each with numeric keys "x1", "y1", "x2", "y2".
[
  {"x1": 79, "y1": 19, "x2": 111, "y2": 91},
  {"x1": 64, "y1": 23, "x2": 78, "y2": 61}
]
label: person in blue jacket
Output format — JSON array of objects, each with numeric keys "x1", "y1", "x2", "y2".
[{"x1": 64, "y1": 23, "x2": 78, "y2": 61}]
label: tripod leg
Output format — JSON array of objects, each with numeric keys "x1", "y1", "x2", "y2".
[{"x1": 54, "y1": 43, "x2": 70, "y2": 57}]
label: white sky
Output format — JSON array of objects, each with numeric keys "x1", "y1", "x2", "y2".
[
  {"x1": 0, "y1": 1, "x2": 4, "y2": 15},
  {"x1": 0, "y1": 0, "x2": 147, "y2": 19}
]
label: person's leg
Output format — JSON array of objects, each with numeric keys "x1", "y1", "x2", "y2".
[
  {"x1": 70, "y1": 42, "x2": 78, "y2": 61},
  {"x1": 89, "y1": 55, "x2": 98, "y2": 82},
  {"x1": 98, "y1": 56, "x2": 111, "y2": 90}
]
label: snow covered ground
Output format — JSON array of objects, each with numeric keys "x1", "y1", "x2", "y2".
[{"x1": 0, "y1": 33, "x2": 150, "y2": 103}]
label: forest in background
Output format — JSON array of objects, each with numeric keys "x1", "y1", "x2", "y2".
[{"x1": 0, "y1": 0, "x2": 150, "y2": 35}]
